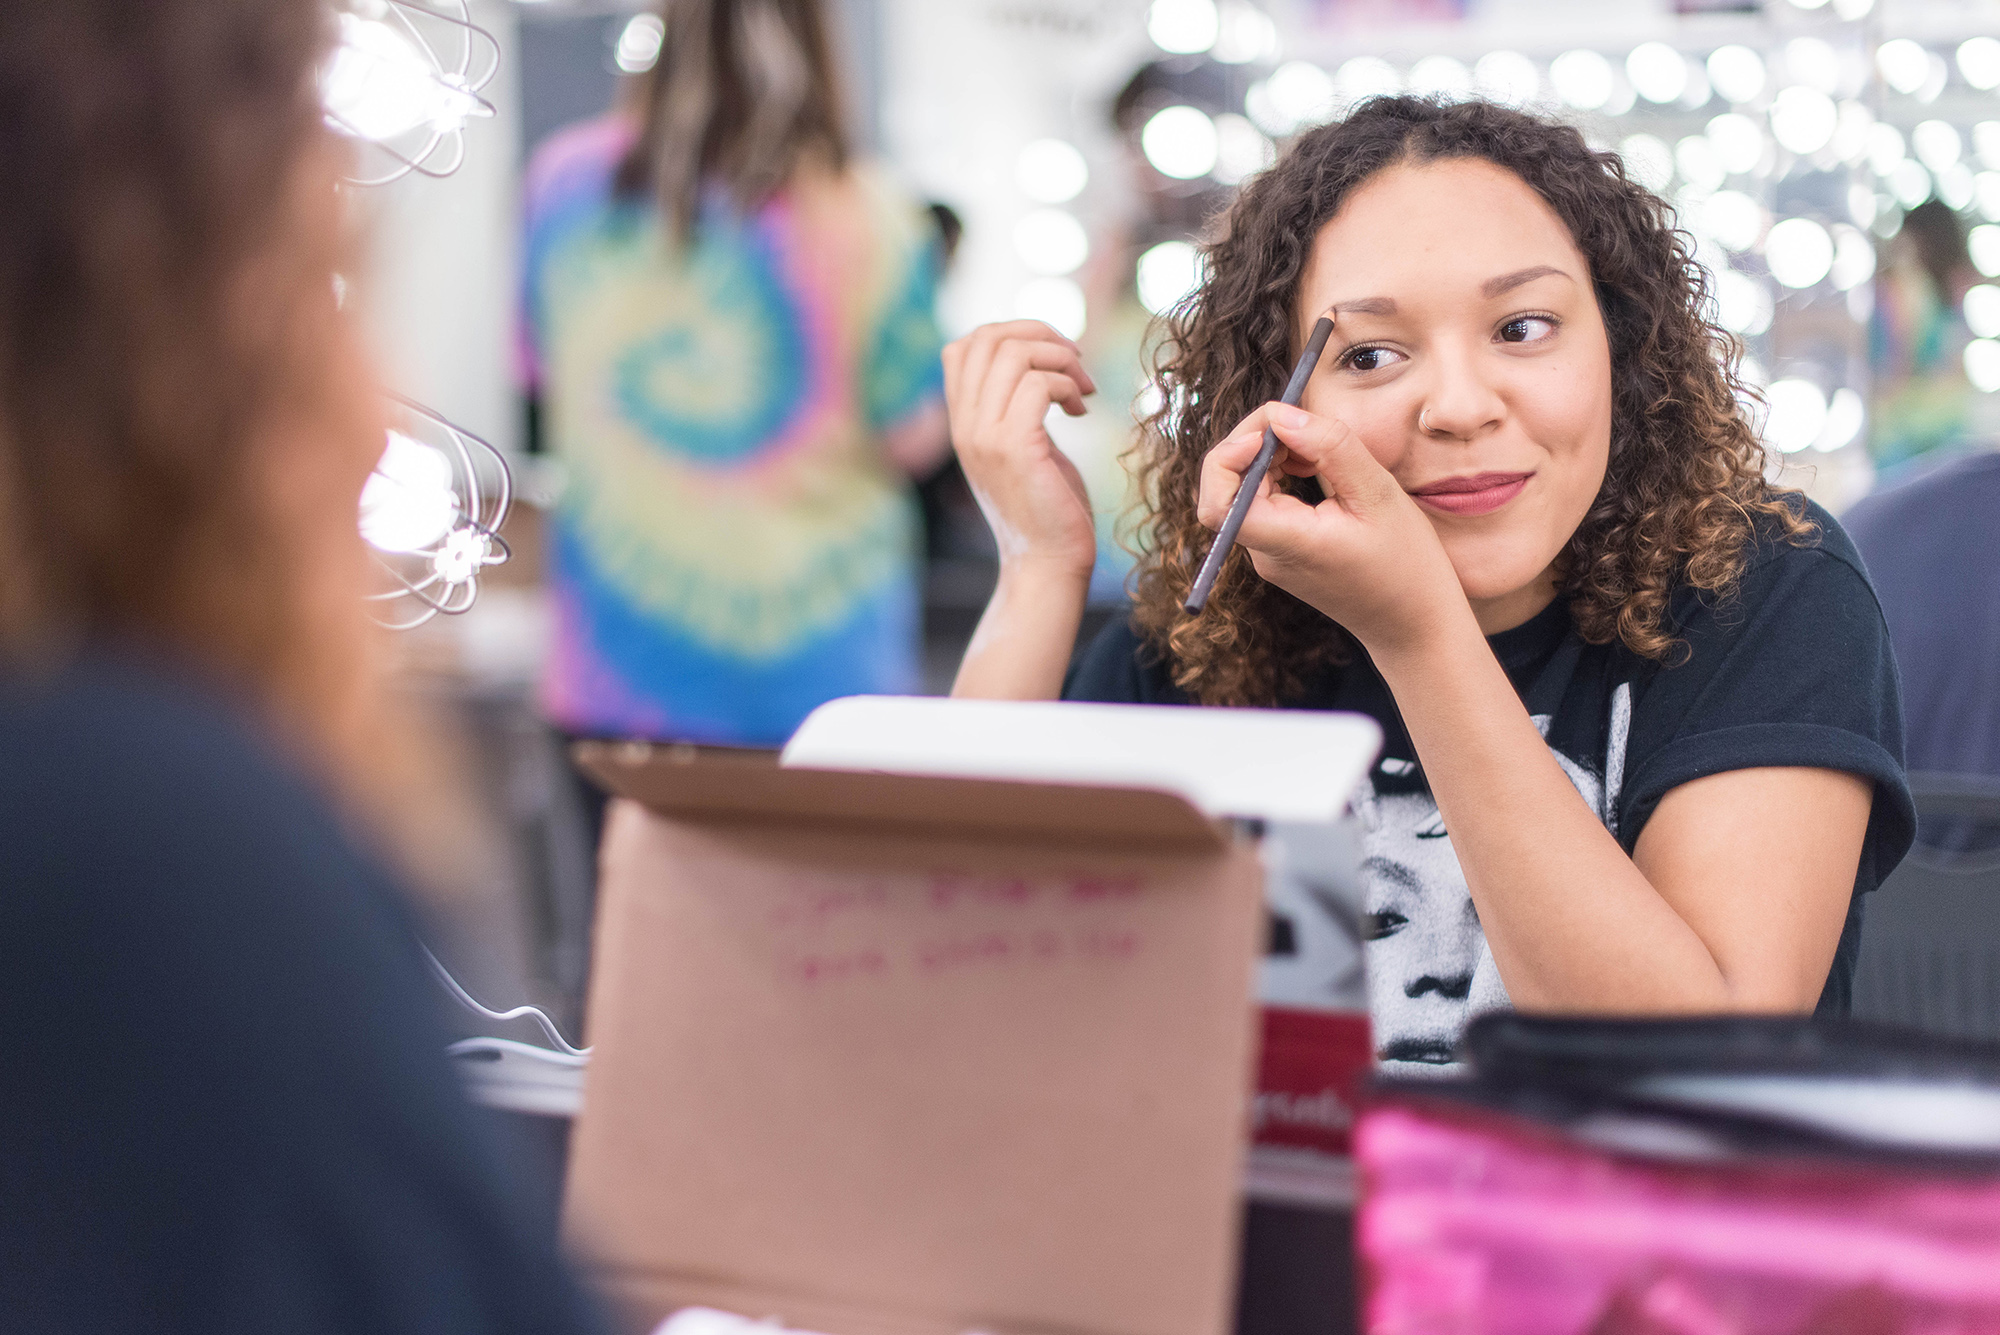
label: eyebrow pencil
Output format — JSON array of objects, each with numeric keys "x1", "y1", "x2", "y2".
[{"x1": 1183, "y1": 313, "x2": 1336, "y2": 614}]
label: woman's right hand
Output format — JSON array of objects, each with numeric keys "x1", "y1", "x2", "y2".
[{"x1": 941, "y1": 320, "x2": 1099, "y2": 577}]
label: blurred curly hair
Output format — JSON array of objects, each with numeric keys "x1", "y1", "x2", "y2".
[{"x1": 1129, "y1": 95, "x2": 1812, "y2": 706}]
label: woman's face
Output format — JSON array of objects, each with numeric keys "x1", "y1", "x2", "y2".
[{"x1": 1294, "y1": 158, "x2": 1615, "y2": 632}]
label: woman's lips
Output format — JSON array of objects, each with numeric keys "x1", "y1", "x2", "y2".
[{"x1": 1410, "y1": 471, "x2": 1533, "y2": 516}]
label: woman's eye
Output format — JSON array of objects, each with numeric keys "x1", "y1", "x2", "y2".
[
  {"x1": 1364, "y1": 911, "x2": 1409, "y2": 941},
  {"x1": 1498, "y1": 315, "x2": 1558, "y2": 344},
  {"x1": 1343, "y1": 345, "x2": 1404, "y2": 372}
]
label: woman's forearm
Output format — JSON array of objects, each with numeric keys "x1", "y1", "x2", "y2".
[
  {"x1": 951, "y1": 559, "x2": 1092, "y2": 700},
  {"x1": 1371, "y1": 608, "x2": 1737, "y2": 1012}
]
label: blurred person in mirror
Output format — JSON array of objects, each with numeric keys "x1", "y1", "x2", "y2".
[
  {"x1": 1844, "y1": 450, "x2": 2000, "y2": 785},
  {"x1": 519, "y1": 0, "x2": 948, "y2": 760},
  {"x1": 0, "y1": 3, "x2": 604, "y2": 1331},
  {"x1": 1868, "y1": 199, "x2": 1985, "y2": 473},
  {"x1": 943, "y1": 98, "x2": 1914, "y2": 1076}
]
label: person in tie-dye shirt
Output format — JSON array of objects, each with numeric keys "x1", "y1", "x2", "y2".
[{"x1": 520, "y1": 0, "x2": 947, "y2": 747}]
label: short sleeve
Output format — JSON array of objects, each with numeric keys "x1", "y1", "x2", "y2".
[
  {"x1": 1617, "y1": 508, "x2": 1916, "y2": 900},
  {"x1": 862, "y1": 228, "x2": 946, "y2": 432}
]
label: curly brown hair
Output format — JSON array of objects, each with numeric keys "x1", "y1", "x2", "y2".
[{"x1": 1130, "y1": 95, "x2": 1812, "y2": 706}]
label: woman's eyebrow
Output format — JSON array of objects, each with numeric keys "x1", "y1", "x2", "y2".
[
  {"x1": 1481, "y1": 264, "x2": 1572, "y2": 298},
  {"x1": 1331, "y1": 296, "x2": 1397, "y2": 316}
]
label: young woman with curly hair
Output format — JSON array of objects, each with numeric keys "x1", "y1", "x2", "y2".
[{"x1": 945, "y1": 97, "x2": 1914, "y2": 1075}]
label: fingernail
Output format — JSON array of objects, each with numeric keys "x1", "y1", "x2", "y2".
[{"x1": 1273, "y1": 404, "x2": 1310, "y2": 428}]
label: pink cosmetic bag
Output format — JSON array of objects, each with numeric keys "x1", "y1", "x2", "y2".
[{"x1": 1355, "y1": 1017, "x2": 2000, "y2": 1335}]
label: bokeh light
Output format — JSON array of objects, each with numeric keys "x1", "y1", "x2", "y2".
[
  {"x1": 1147, "y1": 0, "x2": 1218, "y2": 55},
  {"x1": 1970, "y1": 224, "x2": 2000, "y2": 278},
  {"x1": 1963, "y1": 283, "x2": 2000, "y2": 338},
  {"x1": 1959, "y1": 37, "x2": 2000, "y2": 92},
  {"x1": 1769, "y1": 86, "x2": 1838, "y2": 156},
  {"x1": 1620, "y1": 134, "x2": 1674, "y2": 193},
  {"x1": 1707, "y1": 113, "x2": 1765, "y2": 176},
  {"x1": 1707, "y1": 45, "x2": 1766, "y2": 105},
  {"x1": 1137, "y1": 241, "x2": 1204, "y2": 315},
  {"x1": 1013, "y1": 209, "x2": 1089, "y2": 276},
  {"x1": 1550, "y1": 50, "x2": 1614, "y2": 111},
  {"x1": 1764, "y1": 378, "x2": 1828, "y2": 453},
  {"x1": 1141, "y1": 105, "x2": 1219, "y2": 179},
  {"x1": 1407, "y1": 55, "x2": 1471, "y2": 101},
  {"x1": 1627, "y1": 43, "x2": 1688, "y2": 105},
  {"x1": 1015, "y1": 139, "x2": 1088, "y2": 204},
  {"x1": 1877, "y1": 39, "x2": 1931, "y2": 97},
  {"x1": 1912, "y1": 120, "x2": 1962, "y2": 172},
  {"x1": 1474, "y1": 51, "x2": 1539, "y2": 108},
  {"x1": 1965, "y1": 338, "x2": 2000, "y2": 393},
  {"x1": 1016, "y1": 277, "x2": 1087, "y2": 339},
  {"x1": 1766, "y1": 217, "x2": 1834, "y2": 289}
]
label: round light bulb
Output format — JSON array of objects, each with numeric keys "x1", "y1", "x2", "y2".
[
  {"x1": 1213, "y1": 113, "x2": 1275, "y2": 185},
  {"x1": 1147, "y1": 0, "x2": 1218, "y2": 55},
  {"x1": 1136, "y1": 241, "x2": 1204, "y2": 315},
  {"x1": 1676, "y1": 135, "x2": 1725, "y2": 191},
  {"x1": 1334, "y1": 56, "x2": 1401, "y2": 106},
  {"x1": 1912, "y1": 120, "x2": 1963, "y2": 172},
  {"x1": 1249, "y1": 62, "x2": 1333, "y2": 136},
  {"x1": 1213, "y1": 2, "x2": 1278, "y2": 65},
  {"x1": 1976, "y1": 123, "x2": 2000, "y2": 171},
  {"x1": 1704, "y1": 190, "x2": 1767, "y2": 252},
  {"x1": 360, "y1": 430, "x2": 458, "y2": 554},
  {"x1": 1960, "y1": 37, "x2": 2000, "y2": 92},
  {"x1": 1890, "y1": 160, "x2": 1933, "y2": 210},
  {"x1": 1765, "y1": 217, "x2": 1835, "y2": 289},
  {"x1": 1620, "y1": 134, "x2": 1674, "y2": 193},
  {"x1": 1763, "y1": 378, "x2": 1828, "y2": 454},
  {"x1": 1964, "y1": 284, "x2": 2000, "y2": 338},
  {"x1": 1816, "y1": 388, "x2": 1865, "y2": 452},
  {"x1": 1407, "y1": 55, "x2": 1471, "y2": 101},
  {"x1": 1877, "y1": 39, "x2": 1932, "y2": 97},
  {"x1": 1970, "y1": 225, "x2": 2000, "y2": 278},
  {"x1": 1013, "y1": 209, "x2": 1089, "y2": 277},
  {"x1": 1965, "y1": 338, "x2": 2000, "y2": 393},
  {"x1": 323, "y1": 13, "x2": 448, "y2": 142},
  {"x1": 614, "y1": 13, "x2": 664, "y2": 74},
  {"x1": 1550, "y1": 50, "x2": 1615, "y2": 111},
  {"x1": 1829, "y1": 226, "x2": 1876, "y2": 291},
  {"x1": 1706, "y1": 45, "x2": 1765, "y2": 105},
  {"x1": 1866, "y1": 122, "x2": 1907, "y2": 177},
  {"x1": 1707, "y1": 113, "x2": 1765, "y2": 175},
  {"x1": 1015, "y1": 277, "x2": 1087, "y2": 339},
  {"x1": 1714, "y1": 268, "x2": 1775, "y2": 336},
  {"x1": 1016, "y1": 139, "x2": 1088, "y2": 204},
  {"x1": 1769, "y1": 86, "x2": 1837, "y2": 156},
  {"x1": 1627, "y1": 43, "x2": 1688, "y2": 105},
  {"x1": 1976, "y1": 172, "x2": 2000, "y2": 222},
  {"x1": 1141, "y1": 105, "x2": 1220, "y2": 180},
  {"x1": 1474, "y1": 51, "x2": 1540, "y2": 108}
]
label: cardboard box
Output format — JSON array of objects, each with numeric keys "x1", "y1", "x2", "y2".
[{"x1": 565, "y1": 701, "x2": 1378, "y2": 1335}]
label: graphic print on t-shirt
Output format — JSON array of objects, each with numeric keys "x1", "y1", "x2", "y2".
[{"x1": 1361, "y1": 682, "x2": 1631, "y2": 1077}]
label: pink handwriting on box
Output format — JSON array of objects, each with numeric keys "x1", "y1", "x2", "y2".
[{"x1": 768, "y1": 870, "x2": 1147, "y2": 987}]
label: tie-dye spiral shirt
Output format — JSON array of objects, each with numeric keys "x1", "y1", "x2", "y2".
[{"x1": 520, "y1": 117, "x2": 945, "y2": 745}]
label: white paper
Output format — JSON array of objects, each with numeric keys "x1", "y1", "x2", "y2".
[{"x1": 781, "y1": 696, "x2": 1381, "y2": 825}]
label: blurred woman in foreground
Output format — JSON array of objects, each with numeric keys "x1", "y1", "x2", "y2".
[{"x1": 0, "y1": 3, "x2": 601, "y2": 1330}]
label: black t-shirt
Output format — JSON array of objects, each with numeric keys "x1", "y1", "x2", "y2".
[
  {"x1": 0, "y1": 655, "x2": 605, "y2": 1335},
  {"x1": 1066, "y1": 500, "x2": 1915, "y2": 1076}
]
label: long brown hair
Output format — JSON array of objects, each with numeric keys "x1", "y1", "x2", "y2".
[
  {"x1": 1131, "y1": 96, "x2": 1812, "y2": 706},
  {"x1": 0, "y1": 0, "x2": 461, "y2": 879},
  {"x1": 614, "y1": 0, "x2": 851, "y2": 236}
]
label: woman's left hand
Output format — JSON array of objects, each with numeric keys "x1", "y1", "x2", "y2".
[{"x1": 1196, "y1": 401, "x2": 1464, "y2": 654}]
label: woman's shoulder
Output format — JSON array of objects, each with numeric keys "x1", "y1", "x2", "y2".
[
  {"x1": 1682, "y1": 492, "x2": 1880, "y2": 626},
  {"x1": 0, "y1": 653, "x2": 397, "y2": 934}
]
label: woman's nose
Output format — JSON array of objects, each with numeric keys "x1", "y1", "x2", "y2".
[{"x1": 1416, "y1": 351, "x2": 1505, "y2": 442}]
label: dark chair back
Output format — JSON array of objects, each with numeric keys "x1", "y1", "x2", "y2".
[{"x1": 1853, "y1": 772, "x2": 2000, "y2": 1041}]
